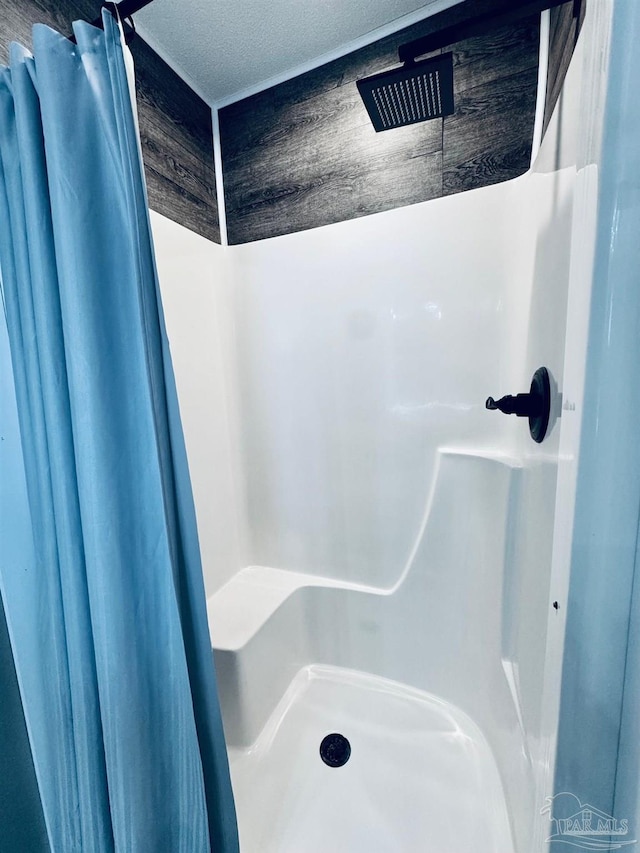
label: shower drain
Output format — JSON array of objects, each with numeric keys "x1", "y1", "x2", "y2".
[{"x1": 319, "y1": 733, "x2": 351, "y2": 768}]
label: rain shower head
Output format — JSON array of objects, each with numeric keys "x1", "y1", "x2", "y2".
[
  {"x1": 356, "y1": 52, "x2": 454, "y2": 132},
  {"x1": 357, "y1": 0, "x2": 583, "y2": 132}
]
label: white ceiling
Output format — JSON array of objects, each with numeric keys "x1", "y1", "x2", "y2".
[{"x1": 133, "y1": 0, "x2": 458, "y2": 106}]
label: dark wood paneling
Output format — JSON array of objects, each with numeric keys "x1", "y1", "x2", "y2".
[
  {"x1": 444, "y1": 64, "x2": 538, "y2": 195},
  {"x1": 543, "y1": 1, "x2": 587, "y2": 134},
  {"x1": 452, "y1": 16, "x2": 540, "y2": 94},
  {"x1": 130, "y1": 35, "x2": 219, "y2": 243},
  {"x1": 0, "y1": 0, "x2": 219, "y2": 242},
  {"x1": 222, "y1": 82, "x2": 443, "y2": 242},
  {"x1": 221, "y1": 2, "x2": 540, "y2": 245}
]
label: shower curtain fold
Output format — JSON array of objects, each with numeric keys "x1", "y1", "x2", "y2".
[{"x1": 0, "y1": 11, "x2": 238, "y2": 852}]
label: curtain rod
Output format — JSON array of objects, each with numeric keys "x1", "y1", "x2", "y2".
[{"x1": 69, "y1": 0, "x2": 156, "y2": 42}]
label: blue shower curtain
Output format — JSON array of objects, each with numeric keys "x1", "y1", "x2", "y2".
[{"x1": 0, "y1": 10, "x2": 238, "y2": 852}]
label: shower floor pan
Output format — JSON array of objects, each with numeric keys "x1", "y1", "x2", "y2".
[{"x1": 228, "y1": 665, "x2": 514, "y2": 853}]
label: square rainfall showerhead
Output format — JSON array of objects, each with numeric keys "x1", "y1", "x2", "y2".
[{"x1": 357, "y1": 52, "x2": 454, "y2": 132}]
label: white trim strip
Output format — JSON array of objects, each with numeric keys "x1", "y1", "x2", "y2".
[
  {"x1": 530, "y1": 9, "x2": 550, "y2": 167},
  {"x1": 211, "y1": 108, "x2": 228, "y2": 246}
]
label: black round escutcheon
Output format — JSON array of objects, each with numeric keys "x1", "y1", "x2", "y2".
[
  {"x1": 528, "y1": 366, "x2": 551, "y2": 444},
  {"x1": 319, "y1": 733, "x2": 351, "y2": 768}
]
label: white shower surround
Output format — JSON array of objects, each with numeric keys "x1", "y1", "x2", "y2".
[
  {"x1": 206, "y1": 167, "x2": 578, "y2": 853},
  {"x1": 153, "y1": 1, "x2": 610, "y2": 847}
]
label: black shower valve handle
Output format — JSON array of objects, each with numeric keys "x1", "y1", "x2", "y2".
[
  {"x1": 485, "y1": 392, "x2": 542, "y2": 418},
  {"x1": 486, "y1": 366, "x2": 552, "y2": 444}
]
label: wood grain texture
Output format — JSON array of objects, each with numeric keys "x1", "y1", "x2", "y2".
[
  {"x1": 443, "y1": 64, "x2": 538, "y2": 195},
  {"x1": 0, "y1": 0, "x2": 219, "y2": 242},
  {"x1": 130, "y1": 36, "x2": 219, "y2": 242},
  {"x1": 452, "y1": 17, "x2": 539, "y2": 94},
  {"x1": 543, "y1": 1, "x2": 587, "y2": 134},
  {"x1": 222, "y1": 80, "x2": 444, "y2": 243},
  {"x1": 221, "y1": 2, "x2": 540, "y2": 245}
]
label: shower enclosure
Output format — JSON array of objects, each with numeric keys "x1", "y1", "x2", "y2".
[{"x1": 154, "y1": 1, "x2": 612, "y2": 849}]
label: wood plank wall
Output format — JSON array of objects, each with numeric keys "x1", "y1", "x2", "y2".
[
  {"x1": 220, "y1": 0, "x2": 540, "y2": 245},
  {"x1": 0, "y1": 0, "x2": 586, "y2": 246},
  {"x1": 0, "y1": 0, "x2": 219, "y2": 242}
]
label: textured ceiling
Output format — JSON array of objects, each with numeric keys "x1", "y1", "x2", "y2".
[{"x1": 133, "y1": 0, "x2": 458, "y2": 105}]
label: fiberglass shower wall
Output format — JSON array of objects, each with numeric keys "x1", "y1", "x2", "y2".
[
  {"x1": 227, "y1": 189, "x2": 518, "y2": 585},
  {"x1": 209, "y1": 167, "x2": 575, "y2": 853}
]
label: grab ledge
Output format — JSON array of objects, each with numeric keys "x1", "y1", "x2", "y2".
[{"x1": 207, "y1": 565, "x2": 382, "y2": 651}]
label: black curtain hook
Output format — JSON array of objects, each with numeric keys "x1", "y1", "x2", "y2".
[{"x1": 123, "y1": 15, "x2": 137, "y2": 45}]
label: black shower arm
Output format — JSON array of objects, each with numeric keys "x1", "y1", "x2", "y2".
[{"x1": 398, "y1": 0, "x2": 581, "y2": 64}]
